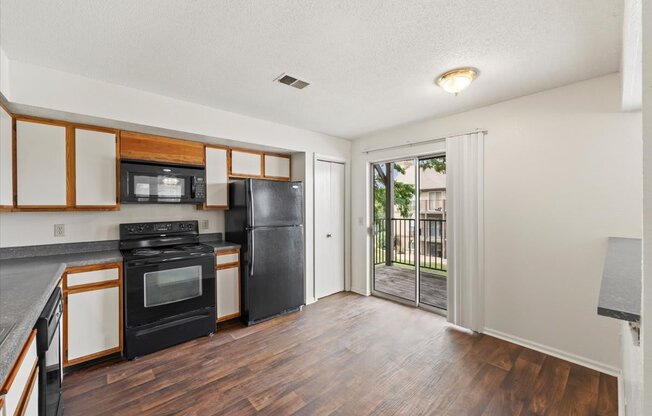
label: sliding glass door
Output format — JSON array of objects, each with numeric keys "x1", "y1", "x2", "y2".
[
  {"x1": 371, "y1": 154, "x2": 448, "y2": 313},
  {"x1": 372, "y1": 159, "x2": 416, "y2": 302},
  {"x1": 417, "y1": 156, "x2": 447, "y2": 310}
]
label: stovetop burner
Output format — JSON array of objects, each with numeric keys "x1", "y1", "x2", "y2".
[
  {"x1": 124, "y1": 243, "x2": 214, "y2": 260},
  {"x1": 119, "y1": 221, "x2": 216, "y2": 262},
  {"x1": 131, "y1": 248, "x2": 163, "y2": 256}
]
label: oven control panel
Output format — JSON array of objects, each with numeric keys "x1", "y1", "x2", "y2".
[{"x1": 120, "y1": 221, "x2": 198, "y2": 236}]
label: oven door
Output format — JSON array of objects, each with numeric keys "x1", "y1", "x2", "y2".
[
  {"x1": 124, "y1": 254, "x2": 216, "y2": 328},
  {"x1": 120, "y1": 161, "x2": 206, "y2": 204}
]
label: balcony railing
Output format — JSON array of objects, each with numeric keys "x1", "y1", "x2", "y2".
[{"x1": 373, "y1": 218, "x2": 447, "y2": 272}]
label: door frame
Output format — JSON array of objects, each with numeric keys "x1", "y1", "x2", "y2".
[
  {"x1": 368, "y1": 152, "x2": 448, "y2": 317},
  {"x1": 313, "y1": 154, "x2": 347, "y2": 301}
]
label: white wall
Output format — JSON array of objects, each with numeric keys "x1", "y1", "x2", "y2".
[
  {"x1": 2, "y1": 58, "x2": 350, "y2": 157},
  {"x1": 0, "y1": 57, "x2": 352, "y2": 307},
  {"x1": 291, "y1": 152, "x2": 316, "y2": 304},
  {"x1": 351, "y1": 74, "x2": 642, "y2": 373},
  {"x1": 642, "y1": 0, "x2": 652, "y2": 410},
  {"x1": 0, "y1": 206, "x2": 224, "y2": 247}
]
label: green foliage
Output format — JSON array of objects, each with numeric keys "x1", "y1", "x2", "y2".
[
  {"x1": 419, "y1": 157, "x2": 446, "y2": 174},
  {"x1": 393, "y1": 182, "x2": 415, "y2": 218},
  {"x1": 373, "y1": 157, "x2": 446, "y2": 220}
]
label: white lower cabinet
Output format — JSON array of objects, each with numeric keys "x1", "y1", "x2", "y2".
[
  {"x1": 216, "y1": 263, "x2": 240, "y2": 322},
  {"x1": 20, "y1": 372, "x2": 38, "y2": 416},
  {"x1": 1, "y1": 331, "x2": 38, "y2": 416},
  {"x1": 66, "y1": 286, "x2": 120, "y2": 363},
  {"x1": 64, "y1": 264, "x2": 123, "y2": 366}
]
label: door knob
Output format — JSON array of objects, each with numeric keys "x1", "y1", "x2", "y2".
[{"x1": 326, "y1": 233, "x2": 332, "y2": 238}]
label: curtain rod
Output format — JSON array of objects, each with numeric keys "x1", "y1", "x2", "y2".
[{"x1": 361, "y1": 128, "x2": 487, "y2": 154}]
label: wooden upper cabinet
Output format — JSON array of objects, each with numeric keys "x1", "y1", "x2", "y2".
[
  {"x1": 204, "y1": 146, "x2": 229, "y2": 209},
  {"x1": 74, "y1": 128, "x2": 118, "y2": 207},
  {"x1": 16, "y1": 119, "x2": 68, "y2": 207},
  {"x1": 230, "y1": 149, "x2": 263, "y2": 178},
  {"x1": 0, "y1": 104, "x2": 12, "y2": 208},
  {"x1": 264, "y1": 154, "x2": 291, "y2": 180},
  {"x1": 120, "y1": 131, "x2": 205, "y2": 166}
]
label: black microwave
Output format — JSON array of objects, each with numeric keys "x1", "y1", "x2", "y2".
[{"x1": 120, "y1": 161, "x2": 206, "y2": 204}]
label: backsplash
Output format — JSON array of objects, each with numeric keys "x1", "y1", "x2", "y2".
[{"x1": 0, "y1": 205, "x2": 225, "y2": 248}]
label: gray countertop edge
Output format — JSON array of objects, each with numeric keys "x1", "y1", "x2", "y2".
[
  {"x1": 597, "y1": 306, "x2": 640, "y2": 323},
  {"x1": 0, "y1": 251, "x2": 122, "y2": 386},
  {"x1": 203, "y1": 241, "x2": 241, "y2": 251},
  {"x1": 596, "y1": 237, "x2": 642, "y2": 324}
]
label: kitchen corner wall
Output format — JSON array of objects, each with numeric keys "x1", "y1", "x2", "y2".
[
  {"x1": 0, "y1": 206, "x2": 224, "y2": 247},
  {"x1": 642, "y1": 0, "x2": 652, "y2": 411},
  {"x1": 0, "y1": 54, "x2": 352, "y2": 303},
  {"x1": 351, "y1": 73, "x2": 642, "y2": 373}
]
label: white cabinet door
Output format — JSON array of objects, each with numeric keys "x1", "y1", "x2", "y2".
[
  {"x1": 66, "y1": 286, "x2": 120, "y2": 362},
  {"x1": 2, "y1": 332, "x2": 37, "y2": 416},
  {"x1": 16, "y1": 120, "x2": 67, "y2": 206},
  {"x1": 0, "y1": 105, "x2": 12, "y2": 206},
  {"x1": 230, "y1": 149, "x2": 262, "y2": 177},
  {"x1": 75, "y1": 128, "x2": 117, "y2": 206},
  {"x1": 264, "y1": 154, "x2": 290, "y2": 180},
  {"x1": 21, "y1": 371, "x2": 39, "y2": 416},
  {"x1": 217, "y1": 267, "x2": 239, "y2": 320},
  {"x1": 205, "y1": 146, "x2": 228, "y2": 208}
]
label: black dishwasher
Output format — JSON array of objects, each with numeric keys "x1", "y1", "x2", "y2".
[{"x1": 35, "y1": 287, "x2": 63, "y2": 416}]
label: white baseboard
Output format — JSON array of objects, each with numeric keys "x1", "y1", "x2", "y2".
[
  {"x1": 305, "y1": 297, "x2": 316, "y2": 305},
  {"x1": 482, "y1": 327, "x2": 621, "y2": 377},
  {"x1": 349, "y1": 286, "x2": 370, "y2": 296}
]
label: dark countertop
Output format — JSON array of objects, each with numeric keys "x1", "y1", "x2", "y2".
[
  {"x1": 597, "y1": 237, "x2": 641, "y2": 323},
  {"x1": 0, "y1": 250, "x2": 122, "y2": 386}
]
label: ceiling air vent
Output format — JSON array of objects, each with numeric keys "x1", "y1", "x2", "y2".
[{"x1": 275, "y1": 74, "x2": 310, "y2": 90}]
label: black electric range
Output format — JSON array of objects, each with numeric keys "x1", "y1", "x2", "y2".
[{"x1": 120, "y1": 220, "x2": 216, "y2": 359}]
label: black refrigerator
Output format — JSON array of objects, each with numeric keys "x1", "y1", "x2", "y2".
[{"x1": 226, "y1": 179, "x2": 305, "y2": 325}]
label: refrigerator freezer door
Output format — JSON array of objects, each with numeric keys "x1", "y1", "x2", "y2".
[
  {"x1": 247, "y1": 226, "x2": 304, "y2": 323},
  {"x1": 249, "y1": 180, "x2": 303, "y2": 227}
]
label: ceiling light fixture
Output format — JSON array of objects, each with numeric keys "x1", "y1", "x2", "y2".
[{"x1": 435, "y1": 67, "x2": 478, "y2": 95}]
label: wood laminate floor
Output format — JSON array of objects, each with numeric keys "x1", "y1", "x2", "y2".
[{"x1": 62, "y1": 293, "x2": 617, "y2": 416}]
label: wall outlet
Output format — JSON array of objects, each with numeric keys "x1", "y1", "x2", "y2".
[
  {"x1": 200, "y1": 220, "x2": 209, "y2": 230},
  {"x1": 54, "y1": 224, "x2": 65, "y2": 237}
]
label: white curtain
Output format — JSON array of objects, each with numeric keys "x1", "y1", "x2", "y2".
[{"x1": 446, "y1": 131, "x2": 485, "y2": 332}]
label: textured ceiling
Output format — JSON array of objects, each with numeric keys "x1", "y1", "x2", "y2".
[{"x1": 0, "y1": 0, "x2": 623, "y2": 139}]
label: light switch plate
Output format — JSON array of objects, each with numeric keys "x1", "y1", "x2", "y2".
[
  {"x1": 200, "y1": 220, "x2": 209, "y2": 230},
  {"x1": 54, "y1": 224, "x2": 65, "y2": 237}
]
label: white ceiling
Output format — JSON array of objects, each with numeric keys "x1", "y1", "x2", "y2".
[{"x1": 0, "y1": 0, "x2": 623, "y2": 139}]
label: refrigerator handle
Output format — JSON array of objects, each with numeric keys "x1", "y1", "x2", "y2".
[
  {"x1": 249, "y1": 229, "x2": 255, "y2": 277},
  {"x1": 249, "y1": 182, "x2": 255, "y2": 227}
]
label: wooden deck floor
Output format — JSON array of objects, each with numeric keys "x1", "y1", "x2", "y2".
[
  {"x1": 62, "y1": 293, "x2": 616, "y2": 416},
  {"x1": 374, "y1": 265, "x2": 447, "y2": 309}
]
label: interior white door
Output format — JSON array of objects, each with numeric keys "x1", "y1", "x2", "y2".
[{"x1": 315, "y1": 160, "x2": 345, "y2": 299}]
